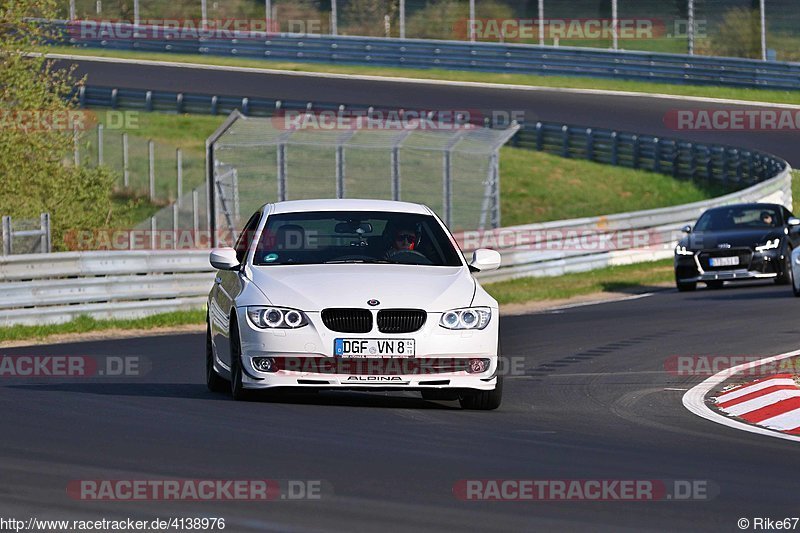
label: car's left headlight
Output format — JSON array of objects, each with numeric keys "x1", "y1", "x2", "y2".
[
  {"x1": 440, "y1": 307, "x2": 492, "y2": 330},
  {"x1": 755, "y1": 239, "x2": 780, "y2": 252},
  {"x1": 247, "y1": 306, "x2": 308, "y2": 329}
]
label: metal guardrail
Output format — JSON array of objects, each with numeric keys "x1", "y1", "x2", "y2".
[
  {"x1": 0, "y1": 164, "x2": 790, "y2": 325},
  {"x1": 77, "y1": 85, "x2": 787, "y2": 188},
  {"x1": 56, "y1": 20, "x2": 800, "y2": 91}
]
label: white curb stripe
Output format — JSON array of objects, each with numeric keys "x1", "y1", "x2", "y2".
[
  {"x1": 722, "y1": 390, "x2": 800, "y2": 416},
  {"x1": 682, "y1": 348, "x2": 800, "y2": 443},
  {"x1": 716, "y1": 377, "x2": 796, "y2": 402},
  {"x1": 758, "y1": 409, "x2": 800, "y2": 431}
]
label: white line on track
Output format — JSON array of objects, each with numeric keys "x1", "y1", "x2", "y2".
[
  {"x1": 42, "y1": 52, "x2": 800, "y2": 110},
  {"x1": 682, "y1": 348, "x2": 800, "y2": 443},
  {"x1": 544, "y1": 292, "x2": 654, "y2": 313}
]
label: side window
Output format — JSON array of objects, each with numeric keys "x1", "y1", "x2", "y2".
[{"x1": 234, "y1": 213, "x2": 262, "y2": 264}]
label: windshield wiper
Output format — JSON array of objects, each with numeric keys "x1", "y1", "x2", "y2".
[{"x1": 324, "y1": 259, "x2": 392, "y2": 264}]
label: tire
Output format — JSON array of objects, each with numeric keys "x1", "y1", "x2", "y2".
[
  {"x1": 206, "y1": 319, "x2": 228, "y2": 393},
  {"x1": 676, "y1": 281, "x2": 696, "y2": 292},
  {"x1": 229, "y1": 317, "x2": 252, "y2": 401},
  {"x1": 776, "y1": 251, "x2": 793, "y2": 286},
  {"x1": 459, "y1": 376, "x2": 503, "y2": 410},
  {"x1": 705, "y1": 281, "x2": 724, "y2": 290}
]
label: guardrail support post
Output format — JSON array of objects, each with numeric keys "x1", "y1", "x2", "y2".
[
  {"x1": 561, "y1": 125, "x2": 570, "y2": 158},
  {"x1": 653, "y1": 138, "x2": 661, "y2": 173},
  {"x1": 176, "y1": 93, "x2": 184, "y2": 113},
  {"x1": 122, "y1": 132, "x2": 130, "y2": 188},
  {"x1": 148, "y1": 140, "x2": 156, "y2": 201},
  {"x1": 585, "y1": 128, "x2": 594, "y2": 161},
  {"x1": 611, "y1": 132, "x2": 619, "y2": 165},
  {"x1": 211, "y1": 95, "x2": 218, "y2": 115},
  {"x1": 535, "y1": 122, "x2": 543, "y2": 151},
  {"x1": 40, "y1": 213, "x2": 51, "y2": 253},
  {"x1": 2, "y1": 216, "x2": 11, "y2": 256},
  {"x1": 145, "y1": 90, "x2": 153, "y2": 112},
  {"x1": 632, "y1": 135, "x2": 640, "y2": 169}
]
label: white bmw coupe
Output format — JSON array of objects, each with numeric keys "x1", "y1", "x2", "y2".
[{"x1": 206, "y1": 199, "x2": 503, "y2": 409}]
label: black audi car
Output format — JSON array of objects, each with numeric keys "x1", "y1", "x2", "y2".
[{"x1": 674, "y1": 203, "x2": 800, "y2": 291}]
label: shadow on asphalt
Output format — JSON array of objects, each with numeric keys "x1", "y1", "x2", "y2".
[
  {"x1": 5, "y1": 382, "x2": 461, "y2": 409},
  {"x1": 684, "y1": 281, "x2": 793, "y2": 301}
]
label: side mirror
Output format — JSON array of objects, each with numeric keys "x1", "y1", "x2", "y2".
[
  {"x1": 788, "y1": 217, "x2": 800, "y2": 227},
  {"x1": 681, "y1": 224, "x2": 692, "y2": 234},
  {"x1": 210, "y1": 247, "x2": 239, "y2": 270},
  {"x1": 469, "y1": 249, "x2": 501, "y2": 272}
]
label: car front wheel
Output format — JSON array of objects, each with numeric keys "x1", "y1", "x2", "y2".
[{"x1": 459, "y1": 376, "x2": 503, "y2": 410}]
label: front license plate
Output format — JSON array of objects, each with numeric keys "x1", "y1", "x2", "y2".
[
  {"x1": 710, "y1": 256, "x2": 739, "y2": 267},
  {"x1": 334, "y1": 339, "x2": 415, "y2": 358}
]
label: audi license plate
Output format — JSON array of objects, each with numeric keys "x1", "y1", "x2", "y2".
[
  {"x1": 334, "y1": 339, "x2": 415, "y2": 358},
  {"x1": 709, "y1": 256, "x2": 739, "y2": 267}
]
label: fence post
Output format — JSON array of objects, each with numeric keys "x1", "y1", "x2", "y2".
[
  {"x1": 97, "y1": 124, "x2": 104, "y2": 166},
  {"x1": 277, "y1": 143, "x2": 287, "y2": 201},
  {"x1": 391, "y1": 146, "x2": 401, "y2": 201},
  {"x1": 192, "y1": 189, "x2": 199, "y2": 235},
  {"x1": 176, "y1": 148, "x2": 183, "y2": 206},
  {"x1": 172, "y1": 203, "x2": 179, "y2": 250},
  {"x1": 442, "y1": 149, "x2": 452, "y2": 228},
  {"x1": 148, "y1": 140, "x2": 156, "y2": 201},
  {"x1": 335, "y1": 145, "x2": 345, "y2": 198},
  {"x1": 40, "y1": 213, "x2": 51, "y2": 253},
  {"x1": 1, "y1": 216, "x2": 10, "y2": 256},
  {"x1": 73, "y1": 125, "x2": 80, "y2": 166},
  {"x1": 331, "y1": 0, "x2": 338, "y2": 35},
  {"x1": 122, "y1": 132, "x2": 130, "y2": 188},
  {"x1": 150, "y1": 216, "x2": 157, "y2": 249}
]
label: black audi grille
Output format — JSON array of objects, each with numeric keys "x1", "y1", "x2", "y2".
[
  {"x1": 377, "y1": 309, "x2": 426, "y2": 333},
  {"x1": 321, "y1": 308, "x2": 373, "y2": 333},
  {"x1": 698, "y1": 248, "x2": 753, "y2": 271}
]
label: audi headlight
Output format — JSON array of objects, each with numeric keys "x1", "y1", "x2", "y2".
[
  {"x1": 755, "y1": 239, "x2": 780, "y2": 252},
  {"x1": 439, "y1": 307, "x2": 491, "y2": 330},
  {"x1": 247, "y1": 306, "x2": 308, "y2": 329},
  {"x1": 675, "y1": 245, "x2": 694, "y2": 256}
]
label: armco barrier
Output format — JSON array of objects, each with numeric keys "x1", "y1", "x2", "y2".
[
  {"x1": 77, "y1": 85, "x2": 786, "y2": 186},
  {"x1": 56, "y1": 20, "x2": 800, "y2": 90},
  {"x1": 0, "y1": 165, "x2": 790, "y2": 325}
]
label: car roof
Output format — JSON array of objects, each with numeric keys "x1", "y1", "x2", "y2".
[
  {"x1": 705, "y1": 203, "x2": 783, "y2": 213},
  {"x1": 266, "y1": 198, "x2": 432, "y2": 215}
]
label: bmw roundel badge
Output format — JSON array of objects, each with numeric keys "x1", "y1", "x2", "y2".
[{"x1": 367, "y1": 299, "x2": 380, "y2": 306}]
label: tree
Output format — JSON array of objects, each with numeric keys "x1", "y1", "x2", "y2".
[{"x1": 0, "y1": 0, "x2": 114, "y2": 250}]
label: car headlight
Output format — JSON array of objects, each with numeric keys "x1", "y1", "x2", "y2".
[
  {"x1": 439, "y1": 307, "x2": 491, "y2": 330},
  {"x1": 755, "y1": 239, "x2": 780, "y2": 252},
  {"x1": 247, "y1": 306, "x2": 308, "y2": 329},
  {"x1": 675, "y1": 245, "x2": 694, "y2": 256}
]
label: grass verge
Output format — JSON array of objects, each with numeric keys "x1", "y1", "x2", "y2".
[
  {"x1": 0, "y1": 310, "x2": 206, "y2": 343},
  {"x1": 485, "y1": 259, "x2": 674, "y2": 304},
  {"x1": 49, "y1": 45, "x2": 800, "y2": 106}
]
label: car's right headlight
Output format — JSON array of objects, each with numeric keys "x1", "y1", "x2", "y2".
[
  {"x1": 439, "y1": 307, "x2": 491, "y2": 330},
  {"x1": 675, "y1": 245, "x2": 694, "y2": 256},
  {"x1": 247, "y1": 306, "x2": 308, "y2": 329}
]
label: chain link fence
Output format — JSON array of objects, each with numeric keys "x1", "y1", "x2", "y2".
[
  {"x1": 58, "y1": 0, "x2": 800, "y2": 61},
  {"x1": 1, "y1": 214, "x2": 52, "y2": 256}
]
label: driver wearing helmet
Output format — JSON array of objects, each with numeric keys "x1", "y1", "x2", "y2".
[{"x1": 384, "y1": 224, "x2": 419, "y2": 259}]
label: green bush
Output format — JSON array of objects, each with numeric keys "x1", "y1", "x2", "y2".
[
  {"x1": 709, "y1": 7, "x2": 762, "y2": 59},
  {"x1": 405, "y1": 0, "x2": 514, "y2": 40}
]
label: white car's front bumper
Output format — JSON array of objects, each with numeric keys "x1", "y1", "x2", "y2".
[{"x1": 234, "y1": 307, "x2": 500, "y2": 391}]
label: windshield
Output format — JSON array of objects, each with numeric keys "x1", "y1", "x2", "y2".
[
  {"x1": 253, "y1": 211, "x2": 463, "y2": 267},
  {"x1": 694, "y1": 206, "x2": 781, "y2": 232}
]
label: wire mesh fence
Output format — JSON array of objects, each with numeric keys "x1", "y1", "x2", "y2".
[{"x1": 58, "y1": 0, "x2": 800, "y2": 61}]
